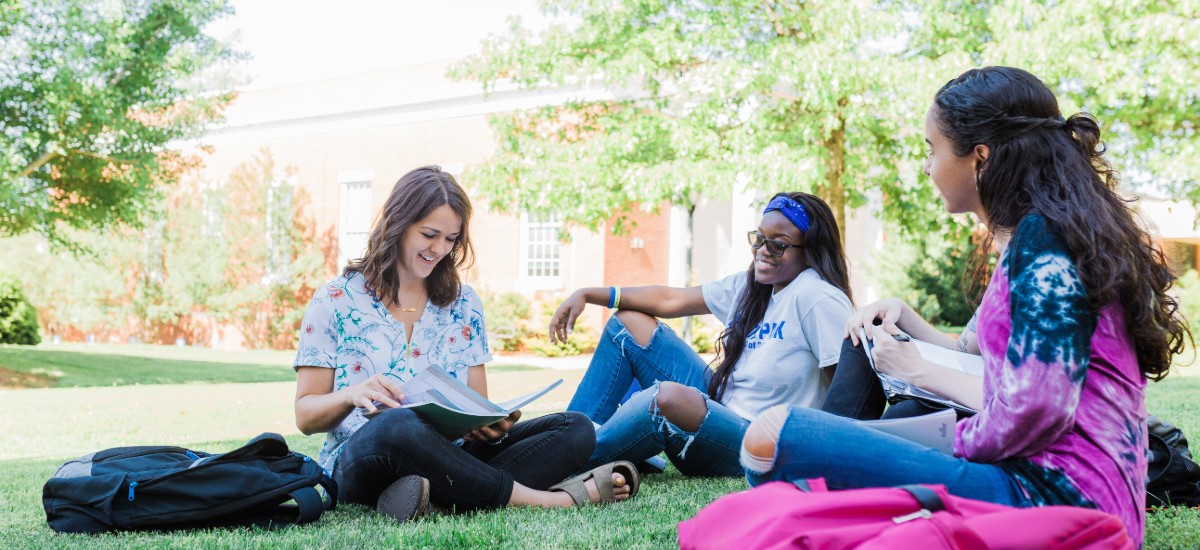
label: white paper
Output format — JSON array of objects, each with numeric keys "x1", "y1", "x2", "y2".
[{"x1": 860, "y1": 408, "x2": 957, "y2": 455}]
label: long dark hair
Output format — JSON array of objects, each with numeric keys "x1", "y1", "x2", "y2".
[
  {"x1": 344, "y1": 166, "x2": 475, "y2": 308},
  {"x1": 707, "y1": 192, "x2": 853, "y2": 400},
  {"x1": 933, "y1": 66, "x2": 1189, "y2": 379}
]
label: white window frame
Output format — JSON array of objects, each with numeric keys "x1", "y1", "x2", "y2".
[
  {"x1": 264, "y1": 177, "x2": 294, "y2": 285},
  {"x1": 518, "y1": 211, "x2": 563, "y2": 290},
  {"x1": 337, "y1": 170, "x2": 375, "y2": 271}
]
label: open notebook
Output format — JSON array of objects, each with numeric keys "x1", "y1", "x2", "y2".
[
  {"x1": 364, "y1": 365, "x2": 563, "y2": 438},
  {"x1": 859, "y1": 328, "x2": 983, "y2": 414}
]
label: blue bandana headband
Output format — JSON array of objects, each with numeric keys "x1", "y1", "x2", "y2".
[{"x1": 763, "y1": 196, "x2": 811, "y2": 233}]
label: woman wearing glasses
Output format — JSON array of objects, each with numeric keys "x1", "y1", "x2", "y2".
[{"x1": 548, "y1": 192, "x2": 853, "y2": 476}]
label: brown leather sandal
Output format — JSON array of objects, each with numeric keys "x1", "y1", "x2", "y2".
[{"x1": 549, "y1": 460, "x2": 640, "y2": 505}]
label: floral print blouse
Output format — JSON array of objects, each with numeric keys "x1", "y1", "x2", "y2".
[
  {"x1": 294, "y1": 272, "x2": 492, "y2": 472},
  {"x1": 957, "y1": 214, "x2": 1147, "y2": 545}
]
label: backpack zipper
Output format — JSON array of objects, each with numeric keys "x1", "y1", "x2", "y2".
[
  {"x1": 892, "y1": 509, "x2": 932, "y2": 523},
  {"x1": 123, "y1": 453, "x2": 313, "y2": 521},
  {"x1": 90, "y1": 447, "x2": 197, "y2": 466}
]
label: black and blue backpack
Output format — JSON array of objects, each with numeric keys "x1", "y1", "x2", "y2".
[{"x1": 43, "y1": 433, "x2": 336, "y2": 533}]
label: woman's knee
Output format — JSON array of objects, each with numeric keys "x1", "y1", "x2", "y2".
[
  {"x1": 652, "y1": 382, "x2": 707, "y2": 431},
  {"x1": 742, "y1": 404, "x2": 790, "y2": 465},
  {"x1": 369, "y1": 408, "x2": 438, "y2": 448},
  {"x1": 614, "y1": 309, "x2": 659, "y2": 347},
  {"x1": 557, "y1": 411, "x2": 598, "y2": 456}
]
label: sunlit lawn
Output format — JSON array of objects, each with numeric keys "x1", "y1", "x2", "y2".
[{"x1": 1, "y1": 344, "x2": 1196, "y2": 548}]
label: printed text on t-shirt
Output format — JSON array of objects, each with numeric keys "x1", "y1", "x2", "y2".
[{"x1": 746, "y1": 321, "x2": 785, "y2": 349}]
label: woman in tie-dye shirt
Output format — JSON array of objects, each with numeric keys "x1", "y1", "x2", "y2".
[{"x1": 736, "y1": 67, "x2": 1189, "y2": 547}]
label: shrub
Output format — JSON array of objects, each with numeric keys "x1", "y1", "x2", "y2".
[
  {"x1": 520, "y1": 297, "x2": 599, "y2": 357},
  {"x1": 1173, "y1": 270, "x2": 1200, "y2": 333},
  {"x1": 0, "y1": 277, "x2": 41, "y2": 345},
  {"x1": 871, "y1": 223, "x2": 983, "y2": 328},
  {"x1": 478, "y1": 290, "x2": 533, "y2": 352}
]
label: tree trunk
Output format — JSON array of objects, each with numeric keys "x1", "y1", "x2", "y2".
[
  {"x1": 682, "y1": 203, "x2": 696, "y2": 345},
  {"x1": 818, "y1": 99, "x2": 848, "y2": 245}
]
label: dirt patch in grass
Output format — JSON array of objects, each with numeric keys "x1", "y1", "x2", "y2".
[{"x1": 0, "y1": 366, "x2": 55, "y2": 389}]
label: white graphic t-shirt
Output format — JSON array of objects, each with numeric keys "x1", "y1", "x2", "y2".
[{"x1": 701, "y1": 268, "x2": 852, "y2": 420}]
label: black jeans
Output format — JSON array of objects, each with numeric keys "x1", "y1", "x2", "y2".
[
  {"x1": 333, "y1": 408, "x2": 595, "y2": 512},
  {"x1": 821, "y1": 337, "x2": 960, "y2": 420}
]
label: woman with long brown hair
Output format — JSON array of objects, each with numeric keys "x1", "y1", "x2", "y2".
[
  {"x1": 740, "y1": 67, "x2": 1190, "y2": 547},
  {"x1": 294, "y1": 166, "x2": 636, "y2": 522}
]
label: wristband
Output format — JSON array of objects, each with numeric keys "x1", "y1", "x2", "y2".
[
  {"x1": 613, "y1": 286, "x2": 621, "y2": 309},
  {"x1": 607, "y1": 286, "x2": 616, "y2": 308}
]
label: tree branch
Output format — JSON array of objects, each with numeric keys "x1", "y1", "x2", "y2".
[
  {"x1": 66, "y1": 149, "x2": 135, "y2": 165},
  {"x1": 19, "y1": 150, "x2": 58, "y2": 178}
]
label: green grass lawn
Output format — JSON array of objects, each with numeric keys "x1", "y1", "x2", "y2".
[
  {"x1": 0, "y1": 343, "x2": 296, "y2": 387},
  {"x1": 0, "y1": 345, "x2": 1197, "y2": 548}
]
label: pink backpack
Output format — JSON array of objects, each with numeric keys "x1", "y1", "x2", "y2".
[{"x1": 678, "y1": 480, "x2": 1133, "y2": 550}]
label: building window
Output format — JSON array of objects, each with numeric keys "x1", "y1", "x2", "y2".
[
  {"x1": 338, "y1": 179, "x2": 372, "y2": 269},
  {"x1": 264, "y1": 179, "x2": 294, "y2": 284},
  {"x1": 524, "y1": 212, "x2": 562, "y2": 278}
]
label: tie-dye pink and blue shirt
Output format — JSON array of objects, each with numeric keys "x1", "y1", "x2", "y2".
[{"x1": 955, "y1": 214, "x2": 1147, "y2": 544}]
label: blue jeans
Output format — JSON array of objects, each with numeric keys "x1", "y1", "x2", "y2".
[
  {"x1": 746, "y1": 406, "x2": 1028, "y2": 507},
  {"x1": 568, "y1": 315, "x2": 744, "y2": 476},
  {"x1": 568, "y1": 315, "x2": 710, "y2": 424},
  {"x1": 586, "y1": 382, "x2": 749, "y2": 477}
]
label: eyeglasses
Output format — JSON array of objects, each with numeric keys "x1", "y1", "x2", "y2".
[{"x1": 747, "y1": 231, "x2": 803, "y2": 257}]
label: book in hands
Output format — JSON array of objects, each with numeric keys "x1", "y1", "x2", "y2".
[
  {"x1": 859, "y1": 408, "x2": 957, "y2": 455},
  {"x1": 859, "y1": 328, "x2": 983, "y2": 414},
  {"x1": 364, "y1": 364, "x2": 563, "y2": 439}
]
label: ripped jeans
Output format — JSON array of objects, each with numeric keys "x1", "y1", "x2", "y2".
[
  {"x1": 569, "y1": 315, "x2": 747, "y2": 476},
  {"x1": 583, "y1": 382, "x2": 750, "y2": 477},
  {"x1": 568, "y1": 314, "x2": 711, "y2": 424}
]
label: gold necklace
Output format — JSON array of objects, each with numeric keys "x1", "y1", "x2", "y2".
[{"x1": 396, "y1": 294, "x2": 424, "y2": 313}]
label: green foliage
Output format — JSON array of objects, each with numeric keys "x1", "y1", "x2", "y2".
[
  {"x1": 662, "y1": 316, "x2": 722, "y2": 354},
  {"x1": 0, "y1": 277, "x2": 40, "y2": 345},
  {"x1": 453, "y1": 0, "x2": 942, "y2": 237},
  {"x1": 477, "y1": 289, "x2": 600, "y2": 357},
  {"x1": 457, "y1": 0, "x2": 1200, "y2": 247},
  {"x1": 871, "y1": 222, "x2": 983, "y2": 327},
  {"x1": 903, "y1": 225, "x2": 982, "y2": 327},
  {"x1": 1172, "y1": 270, "x2": 1200, "y2": 336},
  {"x1": 200, "y1": 151, "x2": 329, "y2": 349},
  {"x1": 520, "y1": 299, "x2": 599, "y2": 357},
  {"x1": 0, "y1": 150, "x2": 328, "y2": 349},
  {"x1": 0, "y1": 0, "x2": 240, "y2": 244},
  {"x1": 479, "y1": 289, "x2": 532, "y2": 352}
]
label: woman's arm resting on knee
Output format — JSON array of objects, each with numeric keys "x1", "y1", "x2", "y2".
[
  {"x1": 550, "y1": 286, "x2": 710, "y2": 343},
  {"x1": 294, "y1": 367, "x2": 405, "y2": 435}
]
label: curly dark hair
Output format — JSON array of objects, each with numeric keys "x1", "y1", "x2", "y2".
[
  {"x1": 708, "y1": 192, "x2": 853, "y2": 401},
  {"x1": 933, "y1": 66, "x2": 1189, "y2": 380},
  {"x1": 344, "y1": 166, "x2": 474, "y2": 308}
]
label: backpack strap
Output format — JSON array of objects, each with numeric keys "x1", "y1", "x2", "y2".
[
  {"x1": 264, "y1": 473, "x2": 339, "y2": 527},
  {"x1": 288, "y1": 487, "x2": 325, "y2": 524},
  {"x1": 896, "y1": 485, "x2": 946, "y2": 513},
  {"x1": 220, "y1": 433, "x2": 290, "y2": 461}
]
